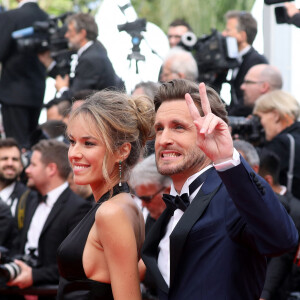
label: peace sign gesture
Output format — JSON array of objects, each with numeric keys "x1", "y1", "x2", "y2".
[{"x1": 185, "y1": 82, "x2": 234, "y2": 164}]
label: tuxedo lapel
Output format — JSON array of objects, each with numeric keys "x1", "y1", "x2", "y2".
[
  {"x1": 39, "y1": 188, "x2": 68, "y2": 237},
  {"x1": 169, "y1": 171, "x2": 222, "y2": 288},
  {"x1": 142, "y1": 209, "x2": 173, "y2": 294}
]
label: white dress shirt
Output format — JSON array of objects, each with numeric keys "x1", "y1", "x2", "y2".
[
  {"x1": 0, "y1": 182, "x2": 17, "y2": 216},
  {"x1": 25, "y1": 182, "x2": 68, "y2": 256}
]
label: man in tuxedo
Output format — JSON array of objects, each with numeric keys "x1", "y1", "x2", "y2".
[
  {"x1": 6, "y1": 139, "x2": 91, "y2": 295},
  {"x1": 222, "y1": 10, "x2": 268, "y2": 117},
  {"x1": 0, "y1": 138, "x2": 37, "y2": 231},
  {"x1": 40, "y1": 13, "x2": 122, "y2": 100},
  {"x1": 0, "y1": 0, "x2": 48, "y2": 149},
  {"x1": 141, "y1": 79, "x2": 298, "y2": 300}
]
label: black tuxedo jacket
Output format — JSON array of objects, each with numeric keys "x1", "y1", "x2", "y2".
[
  {"x1": 18, "y1": 187, "x2": 91, "y2": 285},
  {"x1": 0, "y1": 2, "x2": 48, "y2": 108},
  {"x1": 142, "y1": 157, "x2": 298, "y2": 300},
  {"x1": 50, "y1": 41, "x2": 122, "y2": 99},
  {"x1": 228, "y1": 47, "x2": 268, "y2": 116},
  {"x1": 0, "y1": 199, "x2": 17, "y2": 250}
]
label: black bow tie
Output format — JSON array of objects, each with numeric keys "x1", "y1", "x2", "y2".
[
  {"x1": 162, "y1": 193, "x2": 190, "y2": 213},
  {"x1": 162, "y1": 168, "x2": 213, "y2": 214},
  {"x1": 38, "y1": 194, "x2": 48, "y2": 204}
]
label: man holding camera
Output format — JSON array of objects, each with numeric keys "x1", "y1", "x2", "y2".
[
  {"x1": 39, "y1": 13, "x2": 123, "y2": 100},
  {"x1": 0, "y1": 0, "x2": 48, "y2": 149},
  {"x1": 222, "y1": 10, "x2": 268, "y2": 117}
]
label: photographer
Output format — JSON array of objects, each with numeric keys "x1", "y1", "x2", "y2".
[
  {"x1": 39, "y1": 13, "x2": 123, "y2": 100},
  {"x1": 222, "y1": 10, "x2": 268, "y2": 117},
  {"x1": 253, "y1": 90, "x2": 300, "y2": 200},
  {"x1": 0, "y1": 0, "x2": 48, "y2": 149}
]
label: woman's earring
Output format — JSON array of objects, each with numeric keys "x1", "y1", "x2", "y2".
[{"x1": 119, "y1": 160, "x2": 122, "y2": 186}]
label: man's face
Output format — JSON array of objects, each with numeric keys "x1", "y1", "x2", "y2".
[
  {"x1": 154, "y1": 100, "x2": 206, "y2": 185},
  {"x1": 135, "y1": 184, "x2": 167, "y2": 220},
  {"x1": 167, "y1": 25, "x2": 189, "y2": 48},
  {"x1": 0, "y1": 147, "x2": 23, "y2": 185},
  {"x1": 65, "y1": 21, "x2": 83, "y2": 50},
  {"x1": 160, "y1": 59, "x2": 180, "y2": 82},
  {"x1": 25, "y1": 151, "x2": 48, "y2": 191},
  {"x1": 222, "y1": 17, "x2": 243, "y2": 46},
  {"x1": 240, "y1": 67, "x2": 264, "y2": 107}
]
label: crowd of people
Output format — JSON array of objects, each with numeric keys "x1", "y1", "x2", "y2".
[{"x1": 1, "y1": 1, "x2": 300, "y2": 300}]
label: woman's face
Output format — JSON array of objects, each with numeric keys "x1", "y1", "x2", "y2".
[
  {"x1": 256, "y1": 110, "x2": 280, "y2": 141},
  {"x1": 67, "y1": 114, "x2": 118, "y2": 195}
]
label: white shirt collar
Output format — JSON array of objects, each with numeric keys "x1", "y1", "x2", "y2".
[
  {"x1": 0, "y1": 182, "x2": 16, "y2": 202},
  {"x1": 170, "y1": 164, "x2": 213, "y2": 199},
  {"x1": 44, "y1": 182, "x2": 68, "y2": 207},
  {"x1": 77, "y1": 41, "x2": 94, "y2": 57},
  {"x1": 18, "y1": 0, "x2": 37, "y2": 8}
]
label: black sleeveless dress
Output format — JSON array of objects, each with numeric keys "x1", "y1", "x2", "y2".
[{"x1": 57, "y1": 183, "x2": 130, "y2": 300}]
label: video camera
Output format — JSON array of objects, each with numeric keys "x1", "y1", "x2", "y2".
[
  {"x1": 178, "y1": 29, "x2": 239, "y2": 86},
  {"x1": 229, "y1": 115, "x2": 265, "y2": 146},
  {"x1": 12, "y1": 12, "x2": 75, "y2": 76},
  {"x1": 118, "y1": 18, "x2": 147, "y2": 62},
  {"x1": 0, "y1": 246, "x2": 39, "y2": 282}
]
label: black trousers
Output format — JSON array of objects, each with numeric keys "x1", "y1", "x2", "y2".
[{"x1": 1, "y1": 104, "x2": 41, "y2": 149}]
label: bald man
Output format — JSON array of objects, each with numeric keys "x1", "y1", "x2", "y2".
[{"x1": 240, "y1": 64, "x2": 283, "y2": 110}]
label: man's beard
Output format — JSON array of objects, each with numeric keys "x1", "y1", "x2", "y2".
[
  {"x1": 0, "y1": 173, "x2": 18, "y2": 186},
  {"x1": 156, "y1": 147, "x2": 206, "y2": 176}
]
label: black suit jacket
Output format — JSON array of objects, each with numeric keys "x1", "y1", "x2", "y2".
[
  {"x1": 142, "y1": 158, "x2": 298, "y2": 300},
  {"x1": 18, "y1": 187, "x2": 91, "y2": 285},
  {"x1": 0, "y1": 199, "x2": 17, "y2": 250},
  {"x1": 0, "y1": 2, "x2": 48, "y2": 107},
  {"x1": 50, "y1": 41, "x2": 122, "y2": 99},
  {"x1": 228, "y1": 47, "x2": 268, "y2": 116}
]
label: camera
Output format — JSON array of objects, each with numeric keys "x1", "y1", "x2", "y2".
[
  {"x1": 0, "y1": 246, "x2": 39, "y2": 282},
  {"x1": 178, "y1": 29, "x2": 239, "y2": 87},
  {"x1": 12, "y1": 12, "x2": 75, "y2": 76},
  {"x1": 229, "y1": 115, "x2": 265, "y2": 146},
  {"x1": 118, "y1": 18, "x2": 147, "y2": 62}
]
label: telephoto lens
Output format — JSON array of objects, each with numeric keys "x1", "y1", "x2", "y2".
[{"x1": 0, "y1": 262, "x2": 21, "y2": 282}]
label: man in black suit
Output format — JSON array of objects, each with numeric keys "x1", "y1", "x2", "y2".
[
  {"x1": 0, "y1": 0, "x2": 48, "y2": 149},
  {"x1": 39, "y1": 13, "x2": 122, "y2": 100},
  {"x1": 141, "y1": 79, "x2": 297, "y2": 300},
  {"x1": 222, "y1": 10, "x2": 268, "y2": 117},
  {"x1": 6, "y1": 140, "x2": 91, "y2": 295}
]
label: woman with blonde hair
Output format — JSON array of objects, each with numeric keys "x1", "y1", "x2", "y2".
[
  {"x1": 253, "y1": 89, "x2": 300, "y2": 199},
  {"x1": 57, "y1": 89, "x2": 155, "y2": 299}
]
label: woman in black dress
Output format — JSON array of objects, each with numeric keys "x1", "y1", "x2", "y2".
[{"x1": 57, "y1": 90, "x2": 155, "y2": 299}]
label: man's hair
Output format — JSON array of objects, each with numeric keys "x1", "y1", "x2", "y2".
[
  {"x1": 66, "y1": 13, "x2": 98, "y2": 41},
  {"x1": 129, "y1": 154, "x2": 172, "y2": 189},
  {"x1": 259, "y1": 65, "x2": 283, "y2": 90},
  {"x1": 32, "y1": 139, "x2": 71, "y2": 180},
  {"x1": 169, "y1": 18, "x2": 193, "y2": 32},
  {"x1": 253, "y1": 90, "x2": 300, "y2": 122},
  {"x1": 225, "y1": 10, "x2": 257, "y2": 45},
  {"x1": 164, "y1": 47, "x2": 199, "y2": 82},
  {"x1": 259, "y1": 150, "x2": 281, "y2": 185},
  {"x1": 133, "y1": 81, "x2": 161, "y2": 100},
  {"x1": 0, "y1": 138, "x2": 21, "y2": 153},
  {"x1": 154, "y1": 79, "x2": 228, "y2": 124},
  {"x1": 233, "y1": 139, "x2": 260, "y2": 167}
]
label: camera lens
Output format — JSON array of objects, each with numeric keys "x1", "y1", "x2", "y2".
[{"x1": 0, "y1": 262, "x2": 21, "y2": 282}]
